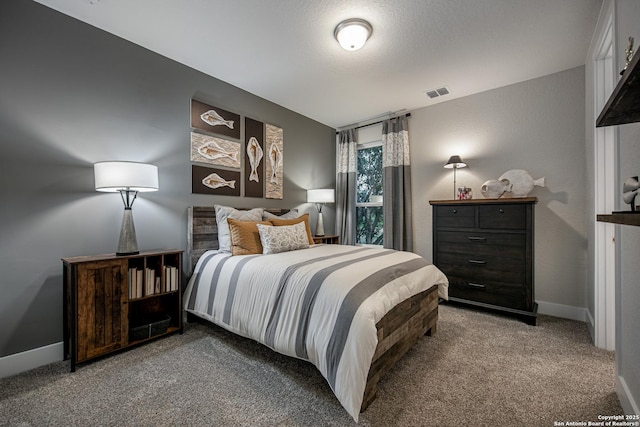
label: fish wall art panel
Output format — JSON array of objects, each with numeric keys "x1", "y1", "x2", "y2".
[
  {"x1": 244, "y1": 117, "x2": 264, "y2": 198},
  {"x1": 190, "y1": 100, "x2": 241, "y2": 140},
  {"x1": 192, "y1": 165, "x2": 241, "y2": 196},
  {"x1": 265, "y1": 124, "x2": 283, "y2": 200},
  {"x1": 190, "y1": 132, "x2": 241, "y2": 169}
]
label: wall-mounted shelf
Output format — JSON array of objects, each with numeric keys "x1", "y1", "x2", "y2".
[
  {"x1": 597, "y1": 213, "x2": 640, "y2": 227},
  {"x1": 596, "y1": 49, "x2": 640, "y2": 127}
]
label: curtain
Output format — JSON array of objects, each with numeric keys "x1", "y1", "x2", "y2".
[
  {"x1": 382, "y1": 116, "x2": 413, "y2": 251},
  {"x1": 336, "y1": 129, "x2": 357, "y2": 245}
]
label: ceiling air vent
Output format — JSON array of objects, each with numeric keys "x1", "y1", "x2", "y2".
[{"x1": 426, "y1": 86, "x2": 450, "y2": 99}]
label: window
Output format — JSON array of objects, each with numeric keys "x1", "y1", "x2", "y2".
[{"x1": 356, "y1": 141, "x2": 383, "y2": 246}]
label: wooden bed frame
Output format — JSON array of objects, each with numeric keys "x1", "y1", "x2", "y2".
[{"x1": 187, "y1": 206, "x2": 439, "y2": 412}]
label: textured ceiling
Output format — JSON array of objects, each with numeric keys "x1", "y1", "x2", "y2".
[{"x1": 34, "y1": 0, "x2": 602, "y2": 129}]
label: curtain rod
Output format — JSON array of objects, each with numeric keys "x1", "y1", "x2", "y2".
[{"x1": 335, "y1": 112, "x2": 411, "y2": 135}]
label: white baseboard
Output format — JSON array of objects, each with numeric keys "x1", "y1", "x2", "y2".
[
  {"x1": 617, "y1": 375, "x2": 640, "y2": 415},
  {"x1": 536, "y1": 300, "x2": 588, "y2": 322},
  {"x1": 0, "y1": 341, "x2": 64, "y2": 379},
  {"x1": 585, "y1": 309, "x2": 596, "y2": 342}
]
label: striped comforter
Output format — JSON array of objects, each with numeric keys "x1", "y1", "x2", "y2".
[{"x1": 183, "y1": 244, "x2": 448, "y2": 421}]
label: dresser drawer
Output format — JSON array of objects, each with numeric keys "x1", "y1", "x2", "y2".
[
  {"x1": 435, "y1": 252, "x2": 526, "y2": 284},
  {"x1": 434, "y1": 205, "x2": 475, "y2": 228},
  {"x1": 447, "y1": 276, "x2": 528, "y2": 311},
  {"x1": 478, "y1": 204, "x2": 526, "y2": 230},
  {"x1": 436, "y1": 231, "x2": 526, "y2": 259}
]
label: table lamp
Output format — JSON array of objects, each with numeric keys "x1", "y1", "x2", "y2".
[
  {"x1": 94, "y1": 161, "x2": 159, "y2": 255},
  {"x1": 444, "y1": 155, "x2": 467, "y2": 199},
  {"x1": 307, "y1": 189, "x2": 335, "y2": 236}
]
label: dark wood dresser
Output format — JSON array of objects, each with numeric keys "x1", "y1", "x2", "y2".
[{"x1": 430, "y1": 198, "x2": 537, "y2": 325}]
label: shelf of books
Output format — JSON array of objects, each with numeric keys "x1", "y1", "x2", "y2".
[
  {"x1": 127, "y1": 253, "x2": 180, "y2": 299},
  {"x1": 126, "y1": 250, "x2": 183, "y2": 345}
]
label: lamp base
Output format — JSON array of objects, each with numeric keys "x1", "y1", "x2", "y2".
[
  {"x1": 117, "y1": 207, "x2": 139, "y2": 256},
  {"x1": 315, "y1": 212, "x2": 325, "y2": 236}
]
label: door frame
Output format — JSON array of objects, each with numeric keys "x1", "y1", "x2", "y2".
[{"x1": 592, "y1": 0, "x2": 618, "y2": 351}]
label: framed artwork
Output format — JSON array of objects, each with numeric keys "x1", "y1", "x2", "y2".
[
  {"x1": 244, "y1": 117, "x2": 264, "y2": 198},
  {"x1": 190, "y1": 132, "x2": 241, "y2": 169},
  {"x1": 191, "y1": 100, "x2": 241, "y2": 140},
  {"x1": 191, "y1": 165, "x2": 240, "y2": 196},
  {"x1": 265, "y1": 124, "x2": 283, "y2": 199}
]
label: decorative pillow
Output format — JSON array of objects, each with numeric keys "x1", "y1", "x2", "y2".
[
  {"x1": 268, "y1": 214, "x2": 314, "y2": 245},
  {"x1": 262, "y1": 209, "x2": 299, "y2": 220},
  {"x1": 228, "y1": 218, "x2": 271, "y2": 255},
  {"x1": 257, "y1": 222, "x2": 310, "y2": 255},
  {"x1": 214, "y1": 205, "x2": 264, "y2": 252}
]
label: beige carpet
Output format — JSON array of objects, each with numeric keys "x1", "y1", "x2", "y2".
[{"x1": 0, "y1": 304, "x2": 622, "y2": 426}]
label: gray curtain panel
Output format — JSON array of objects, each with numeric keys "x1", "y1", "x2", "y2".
[
  {"x1": 336, "y1": 129, "x2": 357, "y2": 245},
  {"x1": 382, "y1": 116, "x2": 413, "y2": 251}
]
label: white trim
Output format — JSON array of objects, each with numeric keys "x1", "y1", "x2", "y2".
[
  {"x1": 616, "y1": 375, "x2": 640, "y2": 415},
  {"x1": 0, "y1": 342, "x2": 64, "y2": 379},
  {"x1": 592, "y1": 0, "x2": 617, "y2": 351},
  {"x1": 357, "y1": 139, "x2": 382, "y2": 149},
  {"x1": 536, "y1": 300, "x2": 588, "y2": 323}
]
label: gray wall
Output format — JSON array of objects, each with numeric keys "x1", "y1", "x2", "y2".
[
  {"x1": 613, "y1": 0, "x2": 640, "y2": 414},
  {"x1": 0, "y1": 0, "x2": 335, "y2": 358},
  {"x1": 410, "y1": 67, "x2": 588, "y2": 312}
]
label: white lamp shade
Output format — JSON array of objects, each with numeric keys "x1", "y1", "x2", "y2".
[
  {"x1": 307, "y1": 189, "x2": 335, "y2": 203},
  {"x1": 334, "y1": 19, "x2": 372, "y2": 51},
  {"x1": 94, "y1": 161, "x2": 159, "y2": 192}
]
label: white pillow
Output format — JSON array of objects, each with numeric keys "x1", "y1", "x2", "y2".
[
  {"x1": 214, "y1": 205, "x2": 264, "y2": 252},
  {"x1": 262, "y1": 209, "x2": 299, "y2": 220},
  {"x1": 257, "y1": 222, "x2": 310, "y2": 254}
]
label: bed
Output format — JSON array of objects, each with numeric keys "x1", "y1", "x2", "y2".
[{"x1": 184, "y1": 206, "x2": 448, "y2": 421}]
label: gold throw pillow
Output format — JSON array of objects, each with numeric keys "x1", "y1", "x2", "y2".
[{"x1": 227, "y1": 218, "x2": 272, "y2": 255}]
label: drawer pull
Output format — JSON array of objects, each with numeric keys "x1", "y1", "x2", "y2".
[
  {"x1": 468, "y1": 236, "x2": 486, "y2": 241},
  {"x1": 499, "y1": 208, "x2": 504, "y2": 213},
  {"x1": 468, "y1": 259, "x2": 486, "y2": 265},
  {"x1": 452, "y1": 209, "x2": 457, "y2": 214},
  {"x1": 468, "y1": 282, "x2": 486, "y2": 289}
]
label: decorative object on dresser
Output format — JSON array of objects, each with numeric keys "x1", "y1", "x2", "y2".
[
  {"x1": 480, "y1": 170, "x2": 545, "y2": 199},
  {"x1": 307, "y1": 188, "x2": 335, "y2": 236},
  {"x1": 62, "y1": 249, "x2": 183, "y2": 372},
  {"x1": 94, "y1": 161, "x2": 159, "y2": 256},
  {"x1": 430, "y1": 198, "x2": 538, "y2": 325},
  {"x1": 480, "y1": 179, "x2": 509, "y2": 199},
  {"x1": 443, "y1": 155, "x2": 467, "y2": 199},
  {"x1": 498, "y1": 169, "x2": 545, "y2": 198},
  {"x1": 457, "y1": 186, "x2": 472, "y2": 200}
]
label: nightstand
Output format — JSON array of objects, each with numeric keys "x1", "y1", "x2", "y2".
[
  {"x1": 313, "y1": 235, "x2": 339, "y2": 244},
  {"x1": 62, "y1": 249, "x2": 183, "y2": 371}
]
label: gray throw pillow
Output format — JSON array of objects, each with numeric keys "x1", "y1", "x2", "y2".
[{"x1": 214, "y1": 205, "x2": 264, "y2": 252}]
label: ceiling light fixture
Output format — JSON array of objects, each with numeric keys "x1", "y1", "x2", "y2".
[{"x1": 334, "y1": 18, "x2": 372, "y2": 51}]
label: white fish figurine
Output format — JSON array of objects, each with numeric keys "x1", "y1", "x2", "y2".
[
  {"x1": 200, "y1": 109, "x2": 234, "y2": 129},
  {"x1": 268, "y1": 142, "x2": 282, "y2": 184},
  {"x1": 202, "y1": 173, "x2": 236, "y2": 190},
  {"x1": 498, "y1": 169, "x2": 545, "y2": 198},
  {"x1": 247, "y1": 137, "x2": 263, "y2": 183},
  {"x1": 198, "y1": 141, "x2": 238, "y2": 162},
  {"x1": 481, "y1": 179, "x2": 510, "y2": 199}
]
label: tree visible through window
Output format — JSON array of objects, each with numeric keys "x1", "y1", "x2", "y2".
[{"x1": 356, "y1": 142, "x2": 383, "y2": 245}]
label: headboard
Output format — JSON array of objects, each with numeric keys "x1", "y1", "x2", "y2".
[{"x1": 187, "y1": 206, "x2": 290, "y2": 273}]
